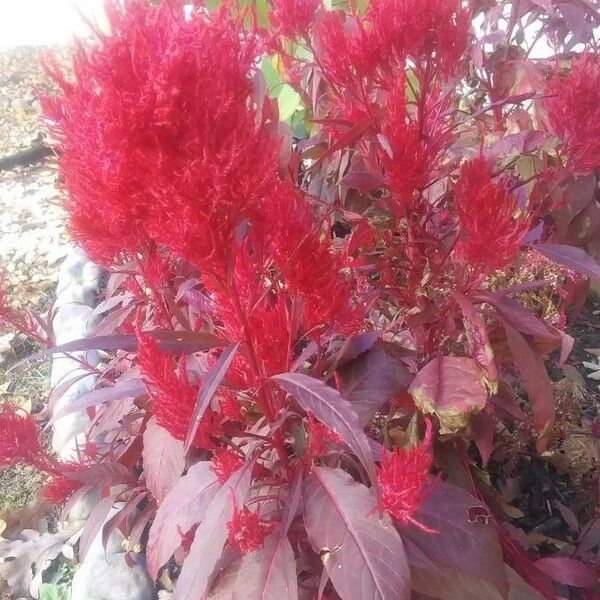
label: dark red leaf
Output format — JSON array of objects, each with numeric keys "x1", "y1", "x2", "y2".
[
  {"x1": 271, "y1": 373, "x2": 378, "y2": 488},
  {"x1": 20, "y1": 330, "x2": 227, "y2": 367},
  {"x1": 505, "y1": 326, "x2": 554, "y2": 452},
  {"x1": 534, "y1": 557, "x2": 597, "y2": 588},
  {"x1": 143, "y1": 416, "x2": 186, "y2": 503},
  {"x1": 303, "y1": 466, "x2": 410, "y2": 600},
  {"x1": 146, "y1": 461, "x2": 220, "y2": 580},
  {"x1": 404, "y1": 480, "x2": 508, "y2": 597},
  {"x1": 337, "y1": 343, "x2": 412, "y2": 426},
  {"x1": 473, "y1": 292, "x2": 556, "y2": 340},
  {"x1": 184, "y1": 341, "x2": 240, "y2": 453},
  {"x1": 470, "y1": 411, "x2": 495, "y2": 466},
  {"x1": 534, "y1": 243, "x2": 600, "y2": 281}
]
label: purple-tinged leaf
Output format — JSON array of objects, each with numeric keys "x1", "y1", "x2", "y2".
[
  {"x1": 470, "y1": 411, "x2": 495, "y2": 466},
  {"x1": 92, "y1": 303, "x2": 137, "y2": 336},
  {"x1": 234, "y1": 534, "x2": 299, "y2": 600},
  {"x1": 271, "y1": 373, "x2": 378, "y2": 488},
  {"x1": 473, "y1": 292, "x2": 556, "y2": 340},
  {"x1": 339, "y1": 171, "x2": 385, "y2": 193},
  {"x1": 332, "y1": 331, "x2": 381, "y2": 370},
  {"x1": 69, "y1": 462, "x2": 133, "y2": 487},
  {"x1": 185, "y1": 342, "x2": 239, "y2": 453},
  {"x1": 534, "y1": 557, "x2": 596, "y2": 588},
  {"x1": 146, "y1": 461, "x2": 220, "y2": 580},
  {"x1": 20, "y1": 330, "x2": 227, "y2": 366},
  {"x1": 534, "y1": 243, "x2": 600, "y2": 280},
  {"x1": 101, "y1": 491, "x2": 147, "y2": 552},
  {"x1": 78, "y1": 495, "x2": 114, "y2": 562},
  {"x1": 559, "y1": 332, "x2": 574, "y2": 366},
  {"x1": 408, "y1": 356, "x2": 487, "y2": 434},
  {"x1": 173, "y1": 462, "x2": 253, "y2": 600},
  {"x1": 175, "y1": 278, "x2": 201, "y2": 302},
  {"x1": 337, "y1": 343, "x2": 412, "y2": 426},
  {"x1": 405, "y1": 480, "x2": 508, "y2": 597},
  {"x1": 303, "y1": 466, "x2": 410, "y2": 600},
  {"x1": 453, "y1": 293, "x2": 497, "y2": 381},
  {"x1": 51, "y1": 378, "x2": 145, "y2": 421},
  {"x1": 143, "y1": 417, "x2": 186, "y2": 503},
  {"x1": 505, "y1": 326, "x2": 554, "y2": 452}
]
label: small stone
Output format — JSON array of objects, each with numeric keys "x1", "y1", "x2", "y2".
[{"x1": 70, "y1": 553, "x2": 156, "y2": 600}]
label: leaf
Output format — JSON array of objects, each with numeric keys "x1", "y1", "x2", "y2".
[
  {"x1": 505, "y1": 326, "x2": 554, "y2": 452},
  {"x1": 19, "y1": 330, "x2": 227, "y2": 367},
  {"x1": 453, "y1": 293, "x2": 497, "y2": 381},
  {"x1": 303, "y1": 466, "x2": 410, "y2": 600},
  {"x1": 146, "y1": 461, "x2": 220, "y2": 580},
  {"x1": 534, "y1": 557, "x2": 597, "y2": 588},
  {"x1": 534, "y1": 243, "x2": 600, "y2": 280},
  {"x1": 307, "y1": 114, "x2": 379, "y2": 172},
  {"x1": 278, "y1": 84, "x2": 302, "y2": 121},
  {"x1": 50, "y1": 378, "x2": 145, "y2": 421},
  {"x1": 470, "y1": 411, "x2": 495, "y2": 467},
  {"x1": 408, "y1": 356, "x2": 487, "y2": 434},
  {"x1": 339, "y1": 171, "x2": 385, "y2": 193},
  {"x1": 78, "y1": 495, "x2": 114, "y2": 562},
  {"x1": 0, "y1": 529, "x2": 70, "y2": 597},
  {"x1": 143, "y1": 416, "x2": 186, "y2": 503},
  {"x1": 185, "y1": 342, "x2": 239, "y2": 452},
  {"x1": 337, "y1": 343, "x2": 412, "y2": 426},
  {"x1": 172, "y1": 462, "x2": 253, "y2": 600},
  {"x1": 271, "y1": 373, "x2": 378, "y2": 488},
  {"x1": 473, "y1": 292, "x2": 556, "y2": 340},
  {"x1": 233, "y1": 534, "x2": 299, "y2": 600},
  {"x1": 404, "y1": 480, "x2": 508, "y2": 598}
]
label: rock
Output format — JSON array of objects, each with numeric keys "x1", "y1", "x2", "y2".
[{"x1": 70, "y1": 553, "x2": 156, "y2": 600}]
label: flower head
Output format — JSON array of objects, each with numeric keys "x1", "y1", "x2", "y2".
[
  {"x1": 378, "y1": 418, "x2": 434, "y2": 526},
  {"x1": 270, "y1": 0, "x2": 320, "y2": 40},
  {"x1": 306, "y1": 414, "x2": 341, "y2": 460},
  {"x1": 454, "y1": 157, "x2": 529, "y2": 273},
  {"x1": 210, "y1": 450, "x2": 244, "y2": 484},
  {"x1": 137, "y1": 331, "x2": 221, "y2": 449},
  {"x1": 43, "y1": 0, "x2": 279, "y2": 269},
  {"x1": 544, "y1": 53, "x2": 600, "y2": 174},
  {"x1": 227, "y1": 506, "x2": 273, "y2": 553},
  {"x1": 43, "y1": 472, "x2": 82, "y2": 505},
  {"x1": 0, "y1": 405, "x2": 50, "y2": 472}
]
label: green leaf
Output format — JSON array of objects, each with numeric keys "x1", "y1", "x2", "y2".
[
  {"x1": 278, "y1": 84, "x2": 303, "y2": 122},
  {"x1": 261, "y1": 57, "x2": 284, "y2": 97},
  {"x1": 39, "y1": 583, "x2": 70, "y2": 600}
]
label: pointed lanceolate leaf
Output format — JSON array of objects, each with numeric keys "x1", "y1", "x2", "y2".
[
  {"x1": 404, "y1": 480, "x2": 508, "y2": 598},
  {"x1": 185, "y1": 342, "x2": 240, "y2": 452},
  {"x1": 505, "y1": 326, "x2": 554, "y2": 452},
  {"x1": 473, "y1": 292, "x2": 556, "y2": 340},
  {"x1": 173, "y1": 462, "x2": 253, "y2": 600},
  {"x1": 534, "y1": 557, "x2": 596, "y2": 588},
  {"x1": 143, "y1": 416, "x2": 186, "y2": 503},
  {"x1": 303, "y1": 466, "x2": 410, "y2": 600},
  {"x1": 272, "y1": 373, "x2": 378, "y2": 488},
  {"x1": 146, "y1": 461, "x2": 220, "y2": 580},
  {"x1": 534, "y1": 243, "x2": 600, "y2": 280}
]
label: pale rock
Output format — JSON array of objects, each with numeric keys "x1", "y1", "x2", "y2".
[{"x1": 70, "y1": 553, "x2": 156, "y2": 600}]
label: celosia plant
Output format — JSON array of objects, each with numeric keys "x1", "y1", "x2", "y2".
[{"x1": 1, "y1": 0, "x2": 600, "y2": 599}]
